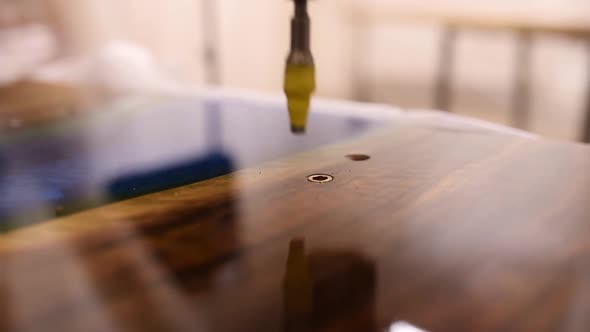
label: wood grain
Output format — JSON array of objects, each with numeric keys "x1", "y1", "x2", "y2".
[{"x1": 1, "y1": 125, "x2": 590, "y2": 331}]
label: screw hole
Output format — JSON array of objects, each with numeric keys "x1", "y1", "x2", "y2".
[
  {"x1": 307, "y1": 174, "x2": 334, "y2": 183},
  {"x1": 346, "y1": 154, "x2": 370, "y2": 161}
]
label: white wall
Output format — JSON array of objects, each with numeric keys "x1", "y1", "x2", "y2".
[
  {"x1": 48, "y1": 0, "x2": 354, "y2": 98},
  {"x1": 49, "y1": 0, "x2": 205, "y2": 82},
  {"x1": 208, "y1": 0, "x2": 355, "y2": 98},
  {"x1": 47, "y1": 0, "x2": 590, "y2": 139}
]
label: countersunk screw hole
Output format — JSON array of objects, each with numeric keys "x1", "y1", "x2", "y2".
[{"x1": 307, "y1": 174, "x2": 334, "y2": 183}]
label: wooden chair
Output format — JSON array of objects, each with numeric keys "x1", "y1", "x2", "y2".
[{"x1": 348, "y1": 7, "x2": 590, "y2": 142}]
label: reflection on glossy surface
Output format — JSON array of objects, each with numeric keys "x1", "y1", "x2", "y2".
[
  {"x1": 0, "y1": 174, "x2": 240, "y2": 331},
  {"x1": 388, "y1": 321, "x2": 429, "y2": 332},
  {"x1": 3, "y1": 112, "x2": 590, "y2": 331},
  {"x1": 283, "y1": 238, "x2": 376, "y2": 332},
  {"x1": 283, "y1": 239, "x2": 312, "y2": 331},
  {"x1": 0, "y1": 95, "x2": 384, "y2": 227}
]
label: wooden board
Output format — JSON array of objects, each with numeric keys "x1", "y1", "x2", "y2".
[{"x1": 1, "y1": 124, "x2": 590, "y2": 331}]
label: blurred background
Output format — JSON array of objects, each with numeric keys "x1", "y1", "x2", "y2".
[{"x1": 2, "y1": 0, "x2": 590, "y2": 141}]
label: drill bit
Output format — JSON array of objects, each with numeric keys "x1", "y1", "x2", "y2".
[{"x1": 284, "y1": 0, "x2": 315, "y2": 134}]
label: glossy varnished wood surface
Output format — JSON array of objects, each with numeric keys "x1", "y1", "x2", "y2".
[{"x1": 2, "y1": 125, "x2": 590, "y2": 331}]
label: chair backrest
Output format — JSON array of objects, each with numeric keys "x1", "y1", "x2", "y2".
[{"x1": 347, "y1": 4, "x2": 590, "y2": 140}]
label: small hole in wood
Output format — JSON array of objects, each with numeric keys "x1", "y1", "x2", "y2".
[
  {"x1": 307, "y1": 174, "x2": 334, "y2": 183},
  {"x1": 346, "y1": 154, "x2": 370, "y2": 161}
]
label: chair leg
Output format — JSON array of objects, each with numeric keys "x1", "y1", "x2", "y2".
[
  {"x1": 351, "y1": 24, "x2": 369, "y2": 102},
  {"x1": 201, "y1": 0, "x2": 221, "y2": 85},
  {"x1": 512, "y1": 31, "x2": 532, "y2": 130},
  {"x1": 580, "y1": 42, "x2": 590, "y2": 142},
  {"x1": 434, "y1": 25, "x2": 457, "y2": 111}
]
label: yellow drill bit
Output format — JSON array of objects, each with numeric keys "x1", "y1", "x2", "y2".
[{"x1": 284, "y1": 0, "x2": 315, "y2": 134}]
